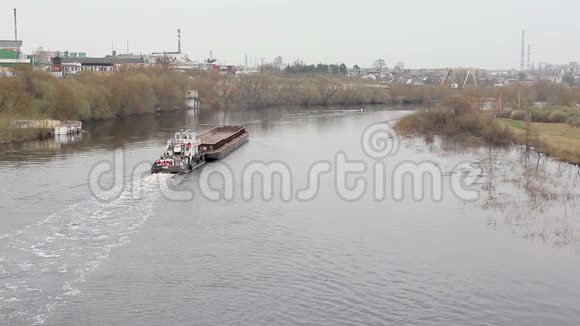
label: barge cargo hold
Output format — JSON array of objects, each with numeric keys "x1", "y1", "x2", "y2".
[
  {"x1": 151, "y1": 126, "x2": 249, "y2": 174},
  {"x1": 198, "y1": 126, "x2": 250, "y2": 161}
]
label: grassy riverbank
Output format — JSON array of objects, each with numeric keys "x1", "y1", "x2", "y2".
[
  {"x1": 395, "y1": 95, "x2": 580, "y2": 164},
  {"x1": 498, "y1": 119, "x2": 580, "y2": 163},
  {"x1": 0, "y1": 115, "x2": 52, "y2": 144}
]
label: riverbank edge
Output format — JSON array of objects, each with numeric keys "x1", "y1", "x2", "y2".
[
  {"x1": 394, "y1": 109, "x2": 580, "y2": 166},
  {"x1": 1, "y1": 98, "x2": 421, "y2": 145}
]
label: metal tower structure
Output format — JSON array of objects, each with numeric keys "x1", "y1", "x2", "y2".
[
  {"x1": 527, "y1": 44, "x2": 531, "y2": 71},
  {"x1": 177, "y1": 29, "x2": 182, "y2": 53},
  {"x1": 440, "y1": 67, "x2": 479, "y2": 88},
  {"x1": 520, "y1": 30, "x2": 525, "y2": 71}
]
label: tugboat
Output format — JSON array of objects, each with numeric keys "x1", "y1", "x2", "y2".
[
  {"x1": 151, "y1": 130, "x2": 205, "y2": 174},
  {"x1": 151, "y1": 126, "x2": 249, "y2": 174}
]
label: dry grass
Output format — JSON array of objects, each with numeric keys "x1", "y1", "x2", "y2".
[
  {"x1": 498, "y1": 119, "x2": 580, "y2": 164},
  {"x1": 0, "y1": 114, "x2": 51, "y2": 143}
]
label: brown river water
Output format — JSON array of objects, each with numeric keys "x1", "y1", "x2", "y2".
[{"x1": 0, "y1": 106, "x2": 580, "y2": 325}]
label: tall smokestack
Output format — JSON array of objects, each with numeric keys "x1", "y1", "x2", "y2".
[
  {"x1": 520, "y1": 29, "x2": 525, "y2": 71},
  {"x1": 14, "y1": 8, "x2": 18, "y2": 41},
  {"x1": 177, "y1": 29, "x2": 182, "y2": 53}
]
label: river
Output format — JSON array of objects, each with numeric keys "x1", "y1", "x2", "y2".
[{"x1": 1, "y1": 106, "x2": 580, "y2": 325}]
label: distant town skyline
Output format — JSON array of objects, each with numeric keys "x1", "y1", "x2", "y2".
[{"x1": 2, "y1": 0, "x2": 580, "y2": 69}]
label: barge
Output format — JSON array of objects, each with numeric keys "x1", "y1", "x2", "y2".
[
  {"x1": 198, "y1": 125, "x2": 250, "y2": 161},
  {"x1": 151, "y1": 125, "x2": 249, "y2": 174}
]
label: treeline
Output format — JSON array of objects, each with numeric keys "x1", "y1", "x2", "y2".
[
  {"x1": 0, "y1": 67, "x2": 391, "y2": 122},
  {"x1": 0, "y1": 66, "x2": 191, "y2": 121},
  {"x1": 389, "y1": 82, "x2": 580, "y2": 109},
  {"x1": 254, "y1": 57, "x2": 357, "y2": 75},
  {"x1": 192, "y1": 73, "x2": 391, "y2": 110},
  {"x1": 0, "y1": 68, "x2": 394, "y2": 142},
  {"x1": 2, "y1": 65, "x2": 579, "y2": 135},
  {"x1": 283, "y1": 61, "x2": 349, "y2": 74}
]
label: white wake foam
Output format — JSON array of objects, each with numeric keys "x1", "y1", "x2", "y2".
[{"x1": 0, "y1": 174, "x2": 170, "y2": 325}]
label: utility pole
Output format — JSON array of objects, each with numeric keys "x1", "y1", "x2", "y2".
[{"x1": 260, "y1": 57, "x2": 265, "y2": 73}]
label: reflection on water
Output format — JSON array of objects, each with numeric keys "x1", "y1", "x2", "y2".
[
  {"x1": 0, "y1": 134, "x2": 83, "y2": 162},
  {"x1": 0, "y1": 107, "x2": 373, "y2": 165},
  {"x1": 479, "y1": 150, "x2": 580, "y2": 247},
  {"x1": 409, "y1": 136, "x2": 580, "y2": 249}
]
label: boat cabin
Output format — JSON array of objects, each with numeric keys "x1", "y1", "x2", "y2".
[{"x1": 163, "y1": 130, "x2": 201, "y2": 159}]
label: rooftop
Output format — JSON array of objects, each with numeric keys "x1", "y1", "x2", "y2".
[
  {"x1": 61, "y1": 55, "x2": 146, "y2": 66},
  {"x1": 0, "y1": 40, "x2": 23, "y2": 49}
]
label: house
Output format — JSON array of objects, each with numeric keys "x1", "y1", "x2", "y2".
[
  {"x1": 219, "y1": 65, "x2": 237, "y2": 75},
  {"x1": 361, "y1": 74, "x2": 377, "y2": 80}
]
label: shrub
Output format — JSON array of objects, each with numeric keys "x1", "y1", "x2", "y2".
[
  {"x1": 395, "y1": 95, "x2": 513, "y2": 145},
  {"x1": 497, "y1": 108, "x2": 513, "y2": 119},
  {"x1": 530, "y1": 109, "x2": 549, "y2": 122},
  {"x1": 510, "y1": 110, "x2": 527, "y2": 121},
  {"x1": 441, "y1": 96, "x2": 476, "y2": 115},
  {"x1": 548, "y1": 110, "x2": 568, "y2": 123},
  {"x1": 568, "y1": 117, "x2": 580, "y2": 128}
]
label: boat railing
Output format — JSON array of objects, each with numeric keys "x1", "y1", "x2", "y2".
[{"x1": 167, "y1": 138, "x2": 200, "y2": 146}]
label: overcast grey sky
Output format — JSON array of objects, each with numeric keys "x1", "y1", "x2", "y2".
[{"x1": 2, "y1": 0, "x2": 579, "y2": 69}]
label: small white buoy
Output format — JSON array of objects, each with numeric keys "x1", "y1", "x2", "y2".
[{"x1": 360, "y1": 108, "x2": 363, "y2": 112}]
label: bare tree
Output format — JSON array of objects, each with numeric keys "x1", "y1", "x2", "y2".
[
  {"x1": 155, "y1": 55, "x2": 176, "y2": 71},
  {"x1": 395, "y1": 61, "x2": 405, "y2": 72},
  {"x1": 273, "y1": 56, "x2": 284, "y2": 70},
  {"x1": 373, "y1": 59, "x2": 386, "y2": 75},
  {"x1": 316, "y1": 76, "x2": 340, "y2": 104},
  {"x1": 32, "y1": 47, "x2": 52, "y2": 64},
  {"x1": 0, "y1": 78, "x2": 30, "y2": 114},
  {"x1": 219, "y1": 77, "x2": 233, "y2": 102}
]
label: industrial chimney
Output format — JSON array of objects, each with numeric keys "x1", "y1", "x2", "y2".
[
  {"x1": 177, "y1": 29, "x2": 182, "y2": 54},
  {"x1": 14, "y1": 8, "x2": 18, "y2": 41}
]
